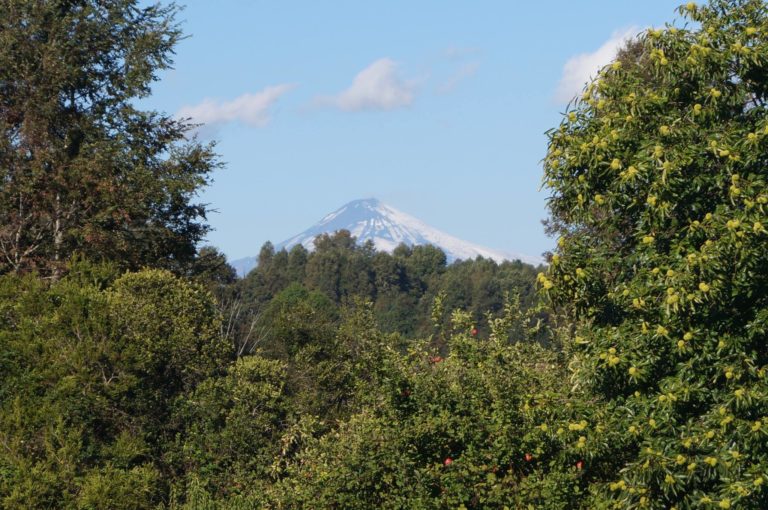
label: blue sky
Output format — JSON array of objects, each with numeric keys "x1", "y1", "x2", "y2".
[{"x1": 143, "y1": 0, "x2": 683, "y2": 261}]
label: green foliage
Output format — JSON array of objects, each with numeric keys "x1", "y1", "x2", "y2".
[
  {"x1": 258, "y1": 282, "x2": 339, "y2": 359},
  {"x1": 0, "y1": 268, "x2": 231, "y2": 508},
  {"x1": 256, "y1": 285, "x2": 392, "y2": 423},
  {"x1": 77, "y1": 464, "x2": 162, "y2": 510},
  {"x1": 108, "y1": 270, "x2": 231, "y2": 402},
  {"x1": 189, "y1": 247, "x2": 239, "y2": 294},
  {"x1": 170, "y1": 356, "x2": 288, "y2": 497},
  {"x1": 166, "y1": 295, "x2": 406, "y2": 509},
  {"x1": 7, "y1": 0, "x2": 768, "y2": 508},
  {"x1": 238, "y1": 231, "x2": 542, "y2": 340},
  {"x1": 266, "y1": 302, "x2": 575, "y2": 509},
  {"x1": 0, "y1": 0, "x2": 219, "y2": 276},
  {"x1": 541, "y1": 1, "x2": 768, "y2": 507}
]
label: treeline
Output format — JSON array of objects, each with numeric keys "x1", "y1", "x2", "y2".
[{"x1": 233, "y1": 230, "x2": 543, "y2": 341}]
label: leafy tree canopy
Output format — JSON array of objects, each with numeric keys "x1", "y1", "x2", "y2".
[
  {"x1": 0, "y1": 0, "x2": 219, "y2": 276},
  {"x1": 541, "y1": 1, "x2": 768, "y2": 507}
]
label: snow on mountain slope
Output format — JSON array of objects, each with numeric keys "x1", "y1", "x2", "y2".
[{"x1": 232, "y1": 198, "x2": 543, "y2": 276}]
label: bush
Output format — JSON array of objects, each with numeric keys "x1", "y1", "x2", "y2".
[
  {"x1": 170, "y1": 356, "x2": 287, "y2": 496},
  {"x1": 267, "y1": 303, "x2": 576, "y2": 509},
  {"x1": 0, "y1": 268, "x2": 231, "y2": 507}
]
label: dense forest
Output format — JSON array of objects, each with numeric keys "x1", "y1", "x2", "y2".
[
  {"x1": 2, "y1": 0, "x2": 768, "y2": 509},
  {"x1": 230, "y1": 231, "x2": 542, "y2": 340}
]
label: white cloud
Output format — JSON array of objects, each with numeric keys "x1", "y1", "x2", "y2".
[
  {"x1": 318, "y1": 58, "x2": 416, "y2": 112},
  {"x1": 437, "y1": 62, "x2": 479, "y2": 94},
  {"x1": 554, "y1": 27, "x2": 639, "y2": 103},
  {"x1": 177, "y1": 83, "x2": 295, "y2": 129}
]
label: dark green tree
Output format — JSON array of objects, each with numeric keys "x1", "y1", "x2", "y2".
[
  {"x1": 189, "y1": 246, "x2": 237, "y2": 289},
  {"x1": 258, "y1": 241, "x2": 276, "y2": 269},
  {"x1": 0, "y1": 0, "x2": 219, "y2": 276},
  {"x1": 287, "y1": 244, "x2": 309, "y2": 282}
]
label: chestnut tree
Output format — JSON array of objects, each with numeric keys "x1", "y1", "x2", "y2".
[{"x1": 541, "y1": 1, "x2": 768, "y2": 507}]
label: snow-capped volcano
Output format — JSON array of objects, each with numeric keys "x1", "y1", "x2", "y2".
[{"x1": 231, "y1": 199, "x2": 542, "y2": 276}]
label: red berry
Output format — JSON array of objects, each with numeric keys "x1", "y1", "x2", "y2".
[
  {"x1": 471, "y1": 327, "x2": 478, "y2": 336},
  {"x1": 444, "y1": 457, "x2": 453, "y2": 466},
  {"x1": 524, "y1": 453, "x2": 533, "y2": 462},
  {"x1": 576, "y1": 460, "x2": 584, "y2": 470}
]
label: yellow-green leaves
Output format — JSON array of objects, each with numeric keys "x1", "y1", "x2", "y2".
[{"x1": 543, "y1": 2, "x2": 768, "y2": 506}]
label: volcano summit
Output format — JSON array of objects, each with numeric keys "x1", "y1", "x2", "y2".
[{"x1": 231, "y1": 199, "x2": 542, "y2": 276}]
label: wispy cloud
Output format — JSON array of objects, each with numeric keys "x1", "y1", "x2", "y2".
[
  {"x1": 317, "y1": 58, "x2": 416, "y2": 112},
  {"x1": 437, "y1": 62, "x2": 479, "y2": 94},
  {"x1": 554, "y1": 27, "x2": 639, "y2": 103},
  {"x1": 177, "y1": 83, "x2": 296, "y2": 130},
  {"x1": 443, "y1": 46, "x2": 481, "y2": 61}
]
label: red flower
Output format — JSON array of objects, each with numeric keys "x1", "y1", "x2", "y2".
[
  {"x1": 471, "y1": 327, "x2": 478, "y2": 336},
  {"x1": 444, "y1": 457, "x2": 453, "y2": 466},
  {"x1": 524, "y1": 453, "x2": 533, "y2": 462},
  {"x1": 576, "y1": 460, "x2": 584, "y2": 470},
  {"x1": 429, "y1": 355, "x2": 444, "y2": 364}
]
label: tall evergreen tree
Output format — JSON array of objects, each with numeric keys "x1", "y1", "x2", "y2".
[{"x1": 0, "y1": 0, "x2": 218, "y2": 276}]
